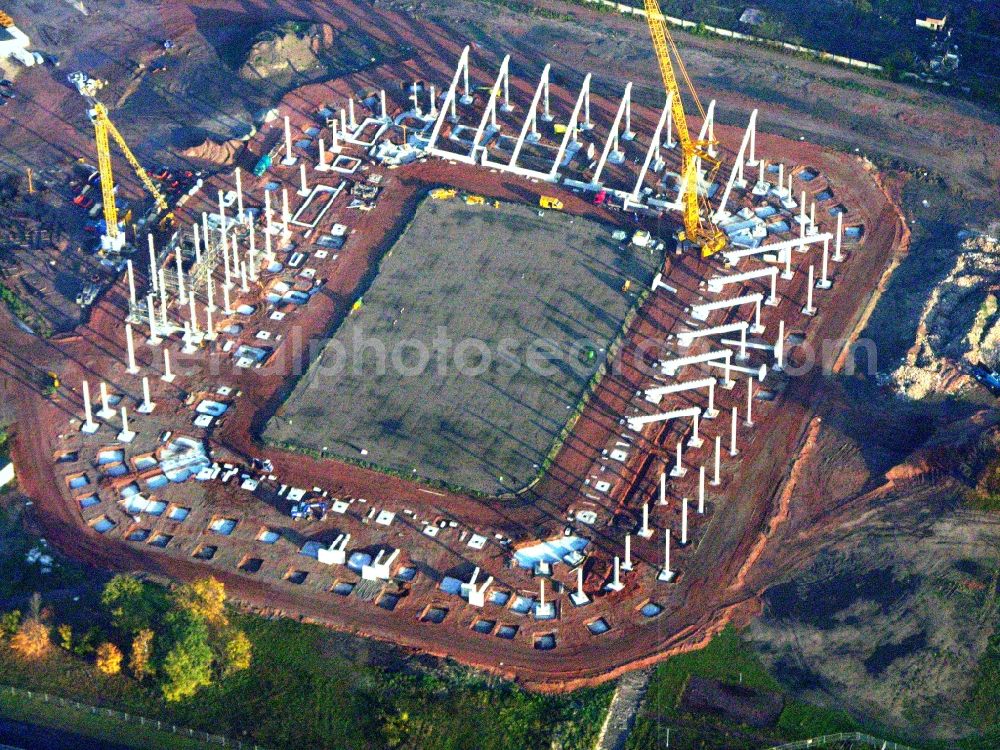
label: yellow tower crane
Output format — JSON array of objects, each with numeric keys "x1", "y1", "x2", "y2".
[
  {"x1": 643, "y1": 0, "x2": 726, "y2": 257},
  {"x1": 88, "y1": 101, "x2": 169, "y2": 253}
]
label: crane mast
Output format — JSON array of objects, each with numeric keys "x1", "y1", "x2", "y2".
[
  {"x1": 643, "y1": 0, "x2": 726, "y2": 257},
  {"x1": 87, "y1": 100, "x2": 169, "y2": 253}
]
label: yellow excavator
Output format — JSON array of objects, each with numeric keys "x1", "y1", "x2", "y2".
[
  {"x1": 81, "y1": 94, "x2": 169, "y2": 254},
  {"x1": 643, "y1": 0, "x2": 726, "y2": 257}
]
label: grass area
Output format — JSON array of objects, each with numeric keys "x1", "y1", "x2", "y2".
[
  {"x1": 0, "y1": 609, "x2": 613, "y2": 750},
  {"x1": 626, "y1": 626, "x2": 864, "y2": 750},
  {"x1": 0, "y1": 690, "x2": 217, "y2": 750}
]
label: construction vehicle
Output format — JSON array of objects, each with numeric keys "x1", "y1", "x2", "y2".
[
  {"x1": 430, "y1": 187, "x2": 457, "y2": 200},
  {"x1": 643, "y1": 0, "x2": 726, "y2": 257},
  {"x1": 539, "y1": 195, "x2": 563, "y2": 210},
  {"x1": 464, "y1": 194, "x2": 485, "y2": 206}
]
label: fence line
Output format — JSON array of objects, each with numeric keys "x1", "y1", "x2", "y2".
[
  {"x1": 582, "y1": 0, "x2": 885, "y2": 73},
  {"x1": 766, "y1": 730, "x2": 918, "y2": 750},
  {"x1": 0, "y1": 684, "x2": 267, "y2": 750}
]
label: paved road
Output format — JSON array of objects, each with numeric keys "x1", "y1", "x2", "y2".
[{"x1": 0, "y1": 718, "x2": 133, "y2": 750}]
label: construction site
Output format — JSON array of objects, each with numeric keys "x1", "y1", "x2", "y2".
[{"x1": 4, "y1": 0, "x2": 1000, "y2": 743}]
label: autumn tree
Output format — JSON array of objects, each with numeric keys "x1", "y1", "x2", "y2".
[
  {"x1": 95, "y1": 642, "x2": 123, "y2": 675},
  {"x1": 10, "y1": 619, "x2": 50, "y2": 659},
  {"x1": 173, "y1": 577, "x2": 227, "y2": 627},
  {"x1": 130, "y1": 628, "x2": 154, "y2": 680},
  {"x1": 222, "y1": 629, "x2": 252, "y2": 676}
]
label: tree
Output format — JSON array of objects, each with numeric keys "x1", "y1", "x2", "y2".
[
  {"x1": 130, "y1": 628, "x2": 154, "y2": 680},
  {"x1": 9, "y1": 619, "x2": 50, "y2": 659},
  {"x1": 161, "y1": 620, "x2": 214, "y2": 702},
  {"x1": 222, "y1": 630, "x2": 252, "y2": 676},
  {"x1": 102, "y1": 575, "x2": 159, "y2": 634},
  {"x1": 0, "y1": 610, "x2": 20, "y2": 638},
  {"x1": 173, "y1": 577, "x2": 227, "y2": 627},
  {"x1": 57, "y1": 623, "x2": 73, "y2": 651},
  {"x1": 95, "y1": 642, "x2": 123, "y2": 675}
]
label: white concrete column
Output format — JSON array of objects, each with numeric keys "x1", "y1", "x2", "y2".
[
  {"x1": 240, "y1": 261, "x2": 249, "y2": 293},
  {"x1": 687, "y1": 411, "x2": 703, "y2": 448},
  {"x1": 607, "y1": 556, "x2": 623, "y2": 591},
  {"x1": 380, "y1": 89, "x2": 388, "y2": 121},
  {"x1": 223, "y1": 283, "x2": 232, "y2": 315},
  {"x1": 659, "y1": 470, "x2": 667, "y2": 506},
  {"x1": 81, "y1": 380, "x2": 97, "y2": 433},
  {"x1": 640, "y1": 503, "x2": 653, "y2": 538},
  {"x1": 205, "y1": 305, "x2": 215, "y2": 341},
  {"x1": 316, "y1": 138, "x2": 329, "y2": 171},
  {"x1": 670, "y1": 440, "x2": 686, "y2": 477},
  {"x1": 161, "y1": 348, "x2": 175, "y2": 383},
  {"x1": 713, "y1": 435, "x2": 721, "y2": 486},
  {"x1": 235, "y1": 167, "x2": 245, "y2": 224},
  {"x1": 124, "y1": 323, "x2": 139, "y2": 375},
  {"x1": 658, "y1": 529, "x2": 674, "y2": 582},
  {"x1": 767, "y1": 265, "x2": 780, "y2": 305},
  {"x1": 698, "y1": 466, "x2": 706, "y2": 514},
  {"x1": 818, "y1": 238, "x2": 832, "y2": 289},
  {"x1": 193, "y1": 223, "x2": 202, "y2": 266},
  {"x1": 681, "y1": 497, "x2": 688, "y2": 545},
  {"x1": 622, "y1": 534, "x2": 633, "y2": 571},
  {"x1": 745, "y1": 376, "x2": 755, "y2": 427},
  {"x1": 97, "y1": 381, "x2": 113, "y2": 419},
  {"x1": 206, "y1": 267, "x2": 215, "y2": 313},
  {"x1": 146, "y1": 294, "x2": 161, "y2": 345},
  {"x1": 248, "y1": 228, "x2": 258, "y2": 282},
  {"x1": 833, "y1": 211, "x2": 844, "y2": 262},
  {"x1": 117, "y1": 406, "x2": 135, "y2": 443},
  {"x1": 349, "y1": 98, "x2": 357, "y2": 129},
  {"x1": 775, "y1": 319, "x2": 785, "y2": 371},
  {"x1": 188, "y1": 295, "x2": 199, "y2": 335},
  {"x1": 148, "y1": 235, "x2": 158, "y2": 294},
  {"x1": 126, "y1": 259, "x2": 136, "y2": 309},
  {"x1": 298, "y1": 163, "x2": 310, "y2": 197},
  {"x1": 138, "y1": 376, "x2": 155, "y2": 413},
  {"x1": 223, "y1": 235, "x2": 232, "y2": 289},
  {"x1": 282, "y1": 115, "x2": 297, "y2": 165},
  {"x1": 803, "y1": 265, "x2": 816, "y2": 316},
  {"x1": 782, "y1": 243, "x2": 794, "y2": 281}
]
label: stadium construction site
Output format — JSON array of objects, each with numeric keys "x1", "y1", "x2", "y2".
[{"x1": 7, "y1": 13, "x2": 908, "y2": 691}]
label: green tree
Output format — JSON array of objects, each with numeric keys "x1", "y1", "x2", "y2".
[
  {"x1": 102, "y1": 575, "x2": 160, "y2": 634},
  {"x1": 160, "y1": 612, "x2": 213, "y2": 702},
  {"x1": 172, "y1": 577, "x2": 227, "y2": 627},
  {"x1": 0, "y1": 610, "x2": 21, "y2": 638}
]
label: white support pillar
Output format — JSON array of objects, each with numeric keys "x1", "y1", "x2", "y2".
[
  {"x1": 802, "y1": 265, "x2": 816, "y2": 316},
  {"x1": 817, "y1": 237, "x2": 832, "y2": 289},
  {"x1": 639, "y1": 502, "x2": 653, "y2": 538},
  {"x1": 174, "y1": 248, "x2": 186, "y2": 305},
  {"x1": 698, "y1": 466, "x2": 706, "y2": 514},
  {"x1": 426, "y1": 46, "x2": 471, "y2": 152},
  {"x1": 535, "y1": 578, "x2": 554, "y2": 618},
  {"x1": 348, "y1": 97, "x2": 358, "y2": 130},
  {"x1": 234, "y1": 167, "x2": 245, "y2": 224},
  {"x1": 138, "y1": 376, "x2": 155, "y2": 413},
  {"x1": 316, "y1": 138, "x2": 329, "y2": 171},
  {"x1": 126, "y1": 259, "x2": 136, "y2": 309},
  {"x1": 282, "y1": 115, "x2": 297, "y2": 166},
  {"x1": 205, "y1": 304, "x2": 215, "y2": 341},
  {"x1": 81, "y1": 380, "x2": 98, "y2": 433},
  {"x1": 510, "y1": 64, "x2": 551, "y2": 167},
  {"x1": 571, "y1": 566, "x2": 591, "y2": 605},
  {"x1": 117, "y1": 406, "x2": 135, "y2": 443},
  {"x1": 97, "y1": 381, "x2": 113, "y2": 420},
  {"x1": 631, "y1": 94, "x2": 672, "y2": 202},
  {"x1": 124, "y1": 323, "x2": 139, "y2": 375},
  {"x1": 193, "y1": 223, "x2": 202, "y2": 267},
  {"x1": 833, "y1": 211, "x2": 845, "y2": 262},
  {"x1": 745, "y1": 376, "x2": 754, "y2": 427},
  {"x1": 607, "y1": 556, "x2": 624, "y2": 591},
  {"x1": 658, "y1": 529, "x2": 675, "y2": 582},
  {"x1": 713, "y1": 109, "x2": 758, "y2": 222},
  {"x1": 730, "y1": 406, "x2": 739, "y2": 456},
  {"x1": 161, "y1": 348, "x2": 175, "y2": 383},
  {"x1": 146, "y1": 294, "x2": 161, "y2": 345},
  {"x1": 223, "y1": 283, "x2": 232, "y2": 316},
  {"x1": 659, "y1": 470, "x2": 667, "y2": 506},
  {"x1": 148, "y1": 235, "x2": 158, "y2": 294},
  {"x1": 468, "y1": 55, "x2": 511, "y2": 161},
  {"x1": 774, "y1": 319, "x2": 785, "y2": 371},
  {"x1": 158, "y1": 271, "x2": 168, "y2": 329},
  {"x1": 687, "y1": 411, "x2": 703, "y2": 449},
  {"x1": 592, "y1": 83, "x2": 632, "y2": 186},
  {"x1": 188, "y1": 295, "x2": 199, "y2": 336},
  {"x1": 298, "y1": 163, "x2": 310, "y2": 197},
  {"x1": 548, "y1": 74, "x2": 592, "y2": 180},
  {"x1": 622, "y1": 533, "x2": 633, "y2": 571},
  {"x1": 380, "y1": 89, "x2": 388, "y2": 121},
  {"x1": 712, "y1": 436, "x2": 721, "y2": 486},
  {"x1": 671, "y1": 440, "x2": 686, "y2": 478},
  {"x1": 681, "y1": 497, "x2": 689, "y2": 546}
]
